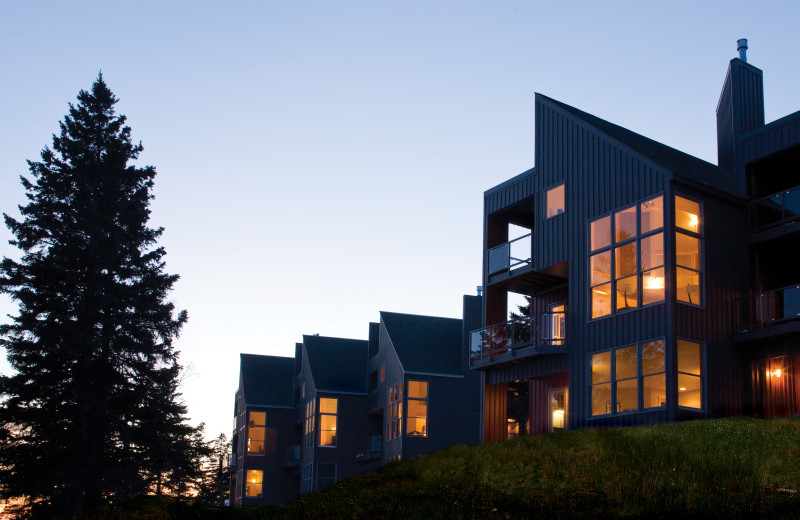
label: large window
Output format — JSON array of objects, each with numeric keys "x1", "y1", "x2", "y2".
[
  {"x1": 387, "y1": 382, "x2": 402, "y2": 441},
  {"x1": 245, "y1": 469, "x2": 262, "y2": 498},
  {"x1": 247, "y1": 411, "x2": 265, "y2": 455},
  {"x1": 406, "y1": 380, "x2": 428, "y2": 437},
  {"x1": 590, "y1": 339, "x2": 666, "y2": 416},
  {"x1": 677, "y1": 339, "x2": 704, "y2": 409},
  {"x1": 318, "y1": 398, "x2": 337, "y2": 447},
  {"x1": 675, "y1": 195, "x2": 703, "y2": 306},
  {"x1": 546, "y1": 184, "x2": 565, "y2": 218},
  {"x1": 589, "y1": 196, "x2": 664, "y2": 318}
]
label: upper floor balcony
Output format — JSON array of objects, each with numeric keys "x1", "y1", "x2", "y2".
[
  {"x1": 223, "y1": 452, "x2": 236, "y2": 473},
  {"x1": 469, "y1": 311, "x2": 566, "y2": 368},
  {"x1": 486, "y1": 234, "x2": 567, "y2": 294},
  {"x1": 750, "y1": 185, "x2": 800, "y2": 242},
  {"x1": 734, "y1": 284, "x2": 800, "y2": 341}
]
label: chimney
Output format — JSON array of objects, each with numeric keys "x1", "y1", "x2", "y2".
[{"x1": 737, "y1": 38, "x2": 748, "y2": 62}]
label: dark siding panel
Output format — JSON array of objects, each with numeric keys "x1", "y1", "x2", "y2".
[{"x1": 484, "y1": 382, "x2": 507, "y2": 442}]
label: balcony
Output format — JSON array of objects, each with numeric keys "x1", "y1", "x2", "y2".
[
  {"x1": 283, "y1": 445, "x2": 301, "y2": 468},
  {"x1": 750, "y1": 185, "x2": 800, "y2": 242},
  {"x1": 486, "y1": 234, "x2": 567, "y2": 293},
  {"x1": 734, "y1": 284, "x2": 800, "y2": 341},
  {"x1": 223, "y1": 452, "x2": 236, "y2": 473},
  {"x1": 470, "y1": 311, "x2": 566, "y2": 368},
  {"x1": 488, "y1": 233, "x2": 532, "y2": 275},
  {"x1": 355, "y1": 435, "x2": 382, "y2": 461}
]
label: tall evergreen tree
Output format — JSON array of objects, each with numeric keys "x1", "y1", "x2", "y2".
[{"x1": 0, "y1": 75, "x2": 197, "y2": 518}]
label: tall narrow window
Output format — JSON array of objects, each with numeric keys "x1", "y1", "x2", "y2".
[
  {"x1": 303, "y1": 399, "x2": 315, "y2": 451},
  {"x1": 678, "y1": 339, "x2": 703, "y2": 409},
  {"x1": 615, "y1": 346, "x2": 638, "y2": 412},
  {"x1": 406, "y1": 380, "x2": 428, "y2": 437},
  {"x1": 591, "y1": 351, "x2": 612, "y2": 416},
  {"x1": 247, "y1": 411, "x2": 265, "y2": 455},
  {"x1": 546, "y1": 184, "x2": 565, "y2": 218},
  {"x1": 387, "y1": 382, "x2": 402, "y2": 440},
  {"x1": 675, "y1": 196, "x2": 703, "y2": 305},
  {"x1": 641, "y1": 340, "x2": 666, "y2": 408},
  {"x1": 318, "y1": 398, "x2": 337, "y2": 446},
  {"x1": 549, "y1": 303, "x2": 566, "y2": 345},
  {"x1": 245, "y1": 469, "x2": 263, "y2": 497}
]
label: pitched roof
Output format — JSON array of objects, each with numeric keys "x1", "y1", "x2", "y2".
[
  {"x1": 303, "y1": 335, "x2": 368, "y2": 394},
  {"x1": 239, "y1": 353, "x2": 294, "y2": 407},
  {"x1": 380, "y1": 311, "x2": 463, "y2": 376},
  {"x1": 539, "y1": 94, "x2": 744, "y2": 197}
]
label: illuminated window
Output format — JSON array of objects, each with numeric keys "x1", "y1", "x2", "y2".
[
  {"x1": 675, "y1": 195, "x2": 702, "y2": 306},
  {"x1": 406, "y1": 380, "x2": 428, "y2": 437},
  {"x1": 387, "y1": 382, "x2": 402, "y2": 440},
  {"x1": 247, "y1": 411, "x2": 265, "y2": 455},
  {"x1": 380, "y1": 364, "x2": 385, "y2": 383},
  {"x1": 318, "y1": 398, "x2": 337, "y2": 447},
  {"x1": 677, "y1": 339, "x2": 703, "y2": 409},
  {"x1": 590, "y1": 339, "x2": 666, "y2": 416},
  {"x1": 245, "y1": 469, "x2": 262, "y2": 497},
  {"x1": 589, "y1": 196, "x2": 664, "y2": 318},
  {"x1": 546, "y1": 184, "x2": 565, "y2": 218}
]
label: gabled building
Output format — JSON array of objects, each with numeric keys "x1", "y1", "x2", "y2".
[
  {"x1": 470, "y1": 40, "x2": 800, "y2": 441},
  {"x1": 230, "y1": 354, "x2": 298, "y2": 506}
]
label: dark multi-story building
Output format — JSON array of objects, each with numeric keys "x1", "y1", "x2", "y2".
[
  {"x1": 470, "y1": 40, "x2": 800, "y2": 442},
  {"x1": 229, "y1": 354, "x2": 298, "y2": 506}
]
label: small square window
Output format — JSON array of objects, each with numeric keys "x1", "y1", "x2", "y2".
[{"x1": 546, "y1": 184, "x2": 565, "y2": 218}]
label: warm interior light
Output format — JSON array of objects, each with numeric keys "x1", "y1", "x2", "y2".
[
  {"x1": 593, "y1": 289, "x2": 608, "y2": 295},
  {"x1": 679, "y1": 387, "x2": 687, "y2": 391},
  {"x1": 689, "y1": 213, "x2": 698, "y2": 230},
  {"x1": 644, "y1": 275, "x2": 665, "y2": 290}
]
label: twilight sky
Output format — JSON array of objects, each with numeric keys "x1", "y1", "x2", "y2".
[{"x1": 1, "y1": 1, "x2": 799, "y2": 441}]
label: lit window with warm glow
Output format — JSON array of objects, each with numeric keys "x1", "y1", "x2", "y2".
[
  {"x1": 588, "y1": 195, "x2": 664, "y2": 318},
  {"x1": 245, "y1": 469, "x2": 263, "y2": 497},
  {"x1": 406, "y1": 380, "x2": 428, "y2": 437},
  {"x1": 303, "y1": 399, "x2": 316, "y2": 451},
  {"x1": 675, "y1": 195, "x2": 703, "y2": 306},
  {"x1": 387, "y1": 382, "x2": 402, "y2": 440},
  {"x1": 590, "y1": 339, "x2": 666, "y2": 417},
  {"x1": 677, "y1": 339, "x2": 703, "y2": 409},
  {"x1": 546, "y1": 184, "x2": 565, "y2": 218},
  {"x1": 247, "y1": 411, "x2": 265, "y2": 455},
  {"x1": 318, "y1": 398, "x2": 338, "y2": 446}
]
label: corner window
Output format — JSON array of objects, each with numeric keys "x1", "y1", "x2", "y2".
[
  {"x1": 245, "y1": 469, "x2": 263, "y2": 497},
  {"x1": 589, "y1": 196, "x2": 664, "y2": 318},
  {"x1": 387, "y1": 382, "x2": 402, "y2": 440},
  {"x1": 318, "y1": 398, "x2": 338, "y2": 446},
  {"x1": 590, "y1": 339, "x2": 666, "y2": 416},
  {"x1": 675, "y1": 195, "x2": 703, "y2": 306},
  {"x1": 406, "y1": 380, "x2": 428, "y2": 437},
  {"x1": 546, "y1": 184, "x2": 565, "y2": 218},
  {"x1": 677, "y1": 339, "x2": 703, "y2": 409},
  {"x1": 247, "y1": 411, "x2": 265, "y2": 455}
]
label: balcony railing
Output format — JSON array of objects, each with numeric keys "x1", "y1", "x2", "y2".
[
  {"x1": 223, "y1": 452, "x2": 236, "y2": 473},
  {"x1": 470, "y1": 311, "x2": 566, "y2": 362},
  {"x1": 750, "y1": 185, "x2": 800, "y2": 231},
  {"x1": 735, "y1": 284, "x2": 800, "y2": 331},
  {"x1": 283, "y1": 445, "x2": 301, "y2": 468},
  {"x1": 488, "y1": 233, "x2": 532, "y2": 275},
  {"x1": 355, "y1": 435, "x2": 382, "y2": 461}
]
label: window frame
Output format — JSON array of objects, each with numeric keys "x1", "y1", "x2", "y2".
[
  {"x1": 676, "y1": 337, "x2": 705, "y2": 411},
  {"x1": 386, "y1": 381, "x2": 403, "y2": 441},
  {"x1": 588, "y1": 194, "x2": 665, "y2": 321},
  {"x1": 405, "y1": 380, "x2": 429, "y2": 438},
  {"x1": 318, "y1": 397, "x2": 338, "y2": 447},
  {"x1": 545, "y1": 183, "x2": 566, "y2": 219},
  {"x1": 589, "y1": 338, "x2": 667, "y2": 418},
  {"x1": 674, "y1": 193, "x2": 704, "y2": 308},
  {"x1": 246, "y1": 409, "x2": 266, "y2": 456},
  {"x1": 244, "y1": 469, "x2": 263, "y2": 498}
]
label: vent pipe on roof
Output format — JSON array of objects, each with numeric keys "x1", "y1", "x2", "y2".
[
  {"x1": 737, "y1": 38, "x2": 748, "y2": 62},
  {"x1": 476, "y1": 286, "x2": 483, "y2": 297}
]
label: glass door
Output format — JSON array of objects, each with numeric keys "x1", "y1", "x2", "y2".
[{"x1": 549, "y1": 387, "x2": 568, "y2": 432}]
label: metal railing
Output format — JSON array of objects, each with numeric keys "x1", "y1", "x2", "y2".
[
  {"x1": 223, "y1": 452, "x2": 236, "y2": 473},
  {"x1": 487, "y1": 233, "x2": 532, "y2": 275},
  {"x1": 469, "y1": 311, "x2": 566, "y2": 362},
  {"x1": 283, "y1": 445, "x2": 301, "y2": 467},
  {"x1": 750, "y1": 185, "x2": 800, "y2": 231},
  {"x1": 735, "y1": 284, "x2": 800, "y2": 331},
  {"x1": 355, "y1": 435, "x2": 382, "y2": 461}
]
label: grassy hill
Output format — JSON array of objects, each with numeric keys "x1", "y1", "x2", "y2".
[{"x1": 87, "y1": 417, "x2": 800, "y2": 519}]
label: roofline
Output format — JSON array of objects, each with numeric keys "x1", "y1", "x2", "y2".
[
  {"x1": 242, "y1": 404, "x2": 294, "y2": 410},
  {"x1": 405, "y1": 370, "x2": 464, "y2": 379},
  {"x1": 314, "y1": 390, "x2": 368, "y2": 396},
  {"x1": 484, "y1": 167, "x2": 535, "y2": 197},
  {"x1": 378, "y1": 310, "x2": 462, "y2": 322}
]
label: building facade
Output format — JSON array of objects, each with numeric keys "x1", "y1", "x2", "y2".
[{"x1": 470, "y1": 42, "x2": 800, "y2": 442}]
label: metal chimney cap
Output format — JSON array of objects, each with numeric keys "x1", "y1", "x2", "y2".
[{"x1": 737, "y1": 38, "x2": 748, "y2": 62}]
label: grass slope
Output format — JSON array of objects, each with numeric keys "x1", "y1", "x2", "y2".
[{"x1": 87, "y1": 417, "x2": 800, "y2": 519}]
